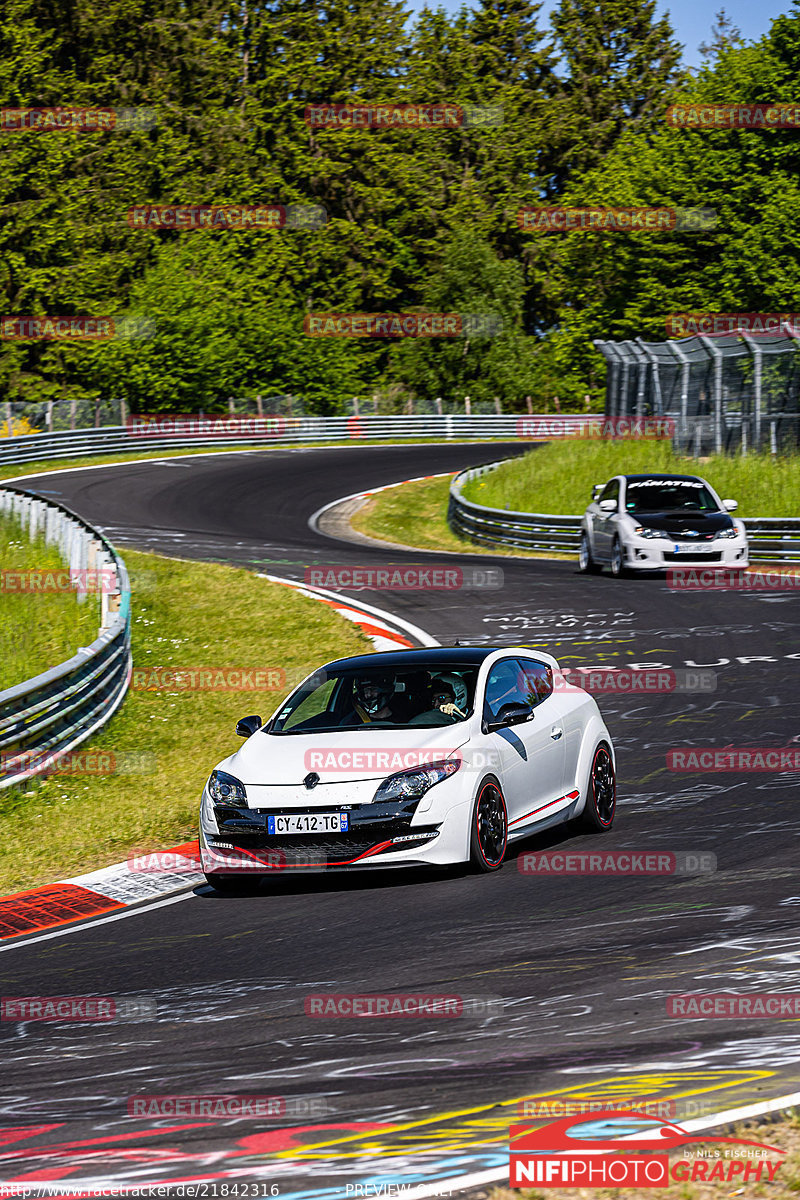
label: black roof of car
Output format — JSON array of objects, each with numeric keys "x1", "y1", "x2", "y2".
[{"x1": 323, "y1": 647, "x2": 499, "y2": 672}]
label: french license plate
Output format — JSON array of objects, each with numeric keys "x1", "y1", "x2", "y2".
[
  {"x1": 267, "y1": 812, "x2": 349, "y2": 835},
  {"x1": 674, "y1": 543, "x2": 713, "y2": 554}
]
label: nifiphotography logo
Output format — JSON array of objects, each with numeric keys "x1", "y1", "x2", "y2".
[{"x1": 509, "y1": 1110, "x2": 785, "y2": 1188}]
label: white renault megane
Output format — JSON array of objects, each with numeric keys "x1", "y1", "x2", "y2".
[{"x1": 199, "y1": 646, "x2": 616, "y2": 890}]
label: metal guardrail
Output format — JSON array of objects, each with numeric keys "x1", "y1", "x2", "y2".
[
  {"x1": 0, "y1": 417, "x2": 527, "y2": 467},
  {"x1": 448, "y1": 462, "x2": 800, "y2": 562},
  {"x1": 0, "y1": 487, "x2": 131, "y2": 788}
]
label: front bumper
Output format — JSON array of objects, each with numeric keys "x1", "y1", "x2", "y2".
[
  {"x1": 623, "y1": 538, "x2": 748, "y2": 571},
  {"x1": 199, "y1": 791, "x2": 470, "y2": 872}
]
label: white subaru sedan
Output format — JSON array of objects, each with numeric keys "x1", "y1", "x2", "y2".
[
  {"x1": 579, "y1": 473, "x2": 749, "y2": 576},
  {"x1": 199, "y1": 647, "x2": 616, "y2": 891}
]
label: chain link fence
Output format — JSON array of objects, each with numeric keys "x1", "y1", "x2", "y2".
[
  {"x1": 0, "y1": 392, "x2": 508, "y2": 436},
  {"x1": 595, "y1": 328, "x2": 800, "y2": 455}
]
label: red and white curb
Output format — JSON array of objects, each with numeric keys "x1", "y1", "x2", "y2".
[
  {"x1": 0, "y1": 841, "x2": 201, "y2": 943},
  {"x1": 261, "y1": 571, "x2": 439, "y2": 651}
]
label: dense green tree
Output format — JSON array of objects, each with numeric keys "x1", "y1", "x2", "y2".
[
  {"x1": 547, "y1": 0, "x2": 683, "y2": 190},
  {"x1": 388, "y1": 228, "x2": 538, "y2": 405}
]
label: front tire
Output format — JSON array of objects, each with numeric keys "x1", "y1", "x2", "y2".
[
  {"x1": 469, "y1": 778, "x2": 508, "y2": 872},
  {"x1": 579, "y1": 531, "x2": 602, "y2": 574},
  {"x1": 579, "y1": 744, "x2": 616, "y2": 831},
  {"x1": 610, "y1": 536, "x2": 626, "y2": 578}
]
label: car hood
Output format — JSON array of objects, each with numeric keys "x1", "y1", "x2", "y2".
[
  {"x1": 625, "y1": 510, "x2": 733, "y2": 535},
  {"x1": 219, "y1": 724, "x2": 472, "y2": 786}
]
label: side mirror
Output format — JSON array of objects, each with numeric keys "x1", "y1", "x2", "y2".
[
  {"x1": 722, "y1": 499, "x2": 738, "y2": 512},
  {"x1": 485, "y1": 703, "x2": 532, "y2": 733},
  {"x1": 591, "y1": 483, "x2": 604, "y2": 501},
  {"x1": 599, "y1": 499, "x2": 617, "y2": 513},
  {"x1": 236, "y1": 714, "x2": 262, "y2": 738}
]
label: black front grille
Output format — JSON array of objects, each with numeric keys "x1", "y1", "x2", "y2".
[{"x1": 211, "y1": 825, "x2": 440, "y2": 864}]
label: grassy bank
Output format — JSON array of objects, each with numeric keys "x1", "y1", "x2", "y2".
[
  {"x1": 350, "y1": 476, "x2": 569, "y2": 559},
  {"x1": 0, "y1": 512, "x2": 101, "y2": 690},
  {"x1": 0, "y1": 550, "x2": 368, "y2": 893},
  {"x1": 462, "y1": 442, "x2": 800, "y2": 516}
]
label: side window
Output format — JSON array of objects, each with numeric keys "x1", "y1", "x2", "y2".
[
  {"x1": 484, "y1": 658, "x2": 552, "y2": 721},
  {"x1": 599, "y1": 479, "x2": 620, "y2": 508},
  {"x1": 515, "y1": 658, "x2": 553, "y2": 709}
]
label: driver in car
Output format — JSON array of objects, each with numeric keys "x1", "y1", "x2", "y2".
[{"x1": 340, "y1": 675, "x2": 399, "y2": 724}]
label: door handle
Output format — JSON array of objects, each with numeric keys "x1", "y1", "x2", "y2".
[{"x1": 550, "y1": 727, "x2": 563, "y2": 740}]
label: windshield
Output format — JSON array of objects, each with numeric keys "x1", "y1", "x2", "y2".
[
  {"x1": 270, "y1": 662, "x2": 480, "y2": 734},
  {"x1": 625, "y1": 479, "x2": 719, "y2": 513}
]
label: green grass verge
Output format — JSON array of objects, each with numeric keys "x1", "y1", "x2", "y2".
[
  {"x1": 0, "y1": 513, "x2": 101, "y2": 691},
  {"x1": 0, "y1": 550, "x2": 369, "y2": 894},
  {"x1": 462, "y1": 441, "x2": 800, "y2": 517},
  {"x1": 350, "y1": 476, "x2": 570, "y2": 559}
]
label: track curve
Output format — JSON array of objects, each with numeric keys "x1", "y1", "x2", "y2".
[{"x1": 2, "y1": 442, "x2": 800, "y2": 1195}]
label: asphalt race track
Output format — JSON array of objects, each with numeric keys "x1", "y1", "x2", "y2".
[{"x1": 2, "y1": 442, "x2": 800, "y2": 1196}]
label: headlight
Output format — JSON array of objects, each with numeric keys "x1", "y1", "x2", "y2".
[
  {"x1": 373, "y1": 759, "x2": 460, "y2": 803},
  {"x1": 633, "y1": 526, "x2": 668, "y2": 540},
  {"x1": 207, "y1": 769, "x2": 248, "y2": 807},
  {"x1": 714, "y1": 526, "x2": 738, "y2": 540}
]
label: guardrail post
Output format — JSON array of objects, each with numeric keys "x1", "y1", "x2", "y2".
[
  {"x1": 740, "y1": 331, "x2": 762, "y2": 454},
  {"x1": 698, "y1": 335, "x2": 723, "y2": 454}
]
